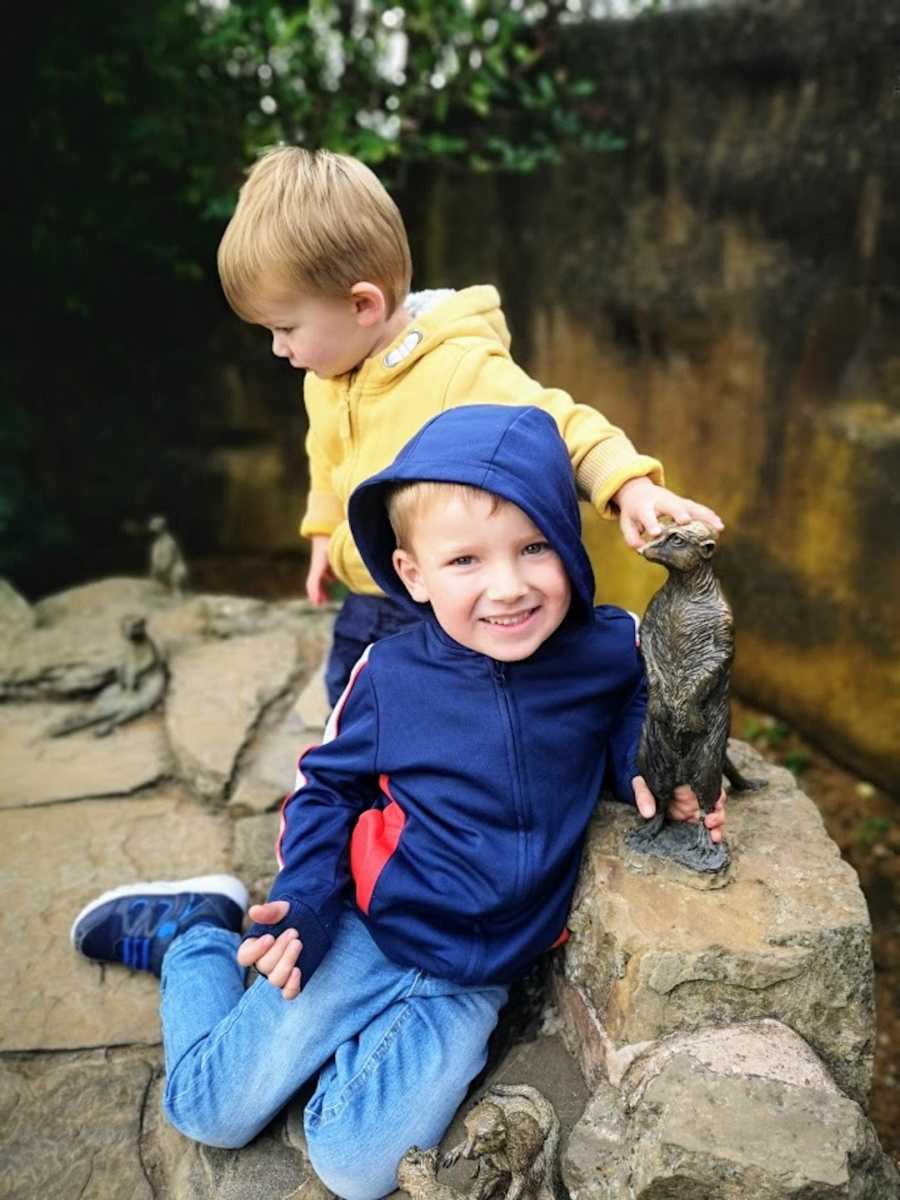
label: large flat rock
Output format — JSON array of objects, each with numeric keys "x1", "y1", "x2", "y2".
[
  {"x1": 142, "y1": 1072, "x2": 314, "y2": 1200},
  {"x1": 233, "y1": 812, "x2": 281, "y2": 901},
  {"x1": 557, "y1": 744, "x2": 875, "y2": 1103},
  {"x1": 0, "y1": 704, "x2": 171, "y2": 809},
  {"x1": 0, "y1": 788, "x2": 233, "y2": 1050},
  {"x1": 166, "y1": 631, "x2": 304, "y2": 803},
  {"x1": 229, "y1": 708, "x2": 319, "y2": 816},
  {"x1": 564, "y1": 1021, "x2": 899, "y2": 1199},
  {"x1": 2, "y1": 577, "x2": 173, "y2": 699},
  {"x1": 1, "y1": 1048, "x2": 158, "y2": 1200}
]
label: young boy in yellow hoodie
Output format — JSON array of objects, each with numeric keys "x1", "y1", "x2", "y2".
[{"x1": 217, "y1": 147, "x2": 723, "y2": 704}]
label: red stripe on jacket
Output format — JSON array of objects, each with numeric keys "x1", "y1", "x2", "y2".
[{"x1": 350, "y1": 773, "x2": 406, "y2": 915}]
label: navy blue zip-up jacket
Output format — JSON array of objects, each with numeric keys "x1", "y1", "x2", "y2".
[{"x1": 252, "y1": 405, "x2": 646, "y2": 986}]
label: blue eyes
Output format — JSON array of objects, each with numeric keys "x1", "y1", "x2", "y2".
[{"x1": 448, "y1": 542, "x2": 548, "y2": 567}]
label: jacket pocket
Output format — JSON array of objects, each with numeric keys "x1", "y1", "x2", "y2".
[{"x1": 350, "y1": 775, "x2": 405, "y2": 915}]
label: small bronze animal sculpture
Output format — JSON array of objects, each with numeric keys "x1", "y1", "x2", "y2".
[
  {"x1": 627, "y1": 521, "x2": 764, "y2": 872},
  {"x1": 48, "y1": 615, "x2": 167, "y2": 738},
  {"x1": 441, "y1": 1084, "x2": 562, "y2": 1200},
  {"x1": 147, "y1": 514, "x2": 190, "y2": 596},
  {"x1": 397, "y1": 1146, "x2": 468, "y2": 1200}
]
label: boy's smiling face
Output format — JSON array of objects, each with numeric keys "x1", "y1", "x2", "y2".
[{"x1": 392, "y1": 490, "x2": 571, "y2": 661}]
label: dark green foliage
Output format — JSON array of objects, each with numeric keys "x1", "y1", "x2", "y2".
[
  {"x1": 14, "y1": 1, "x2": 630, "y2": 594},
  {"x1": 186, "y1": 0, "x2": 620, "y2": 185}
]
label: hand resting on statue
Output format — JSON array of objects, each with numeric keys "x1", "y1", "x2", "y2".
[{"x1": 632, "y1": 776, "x2": 727, "y2": 844}]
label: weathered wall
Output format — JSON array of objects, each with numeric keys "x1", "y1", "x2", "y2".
[{"x1": 405, "y1": 1, "x2": 900, "y2": 792}]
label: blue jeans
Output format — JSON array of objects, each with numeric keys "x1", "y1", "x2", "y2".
[
  {"x1": 160, "y1": 907, "x2": 507, "y2": 1200},
  {"x1": 325, "y1": 594, "x2": 420, "y2": 708}
]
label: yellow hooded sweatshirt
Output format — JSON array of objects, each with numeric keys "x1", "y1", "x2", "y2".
[{"x1": 300, "y1": 285, "x2": 663, "y2": 596}]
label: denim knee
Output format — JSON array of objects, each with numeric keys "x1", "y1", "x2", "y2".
[
  {"x1": 162, "y1": 1078, "x2": 256, "y2": 1150},
  {"x1": 306, "y1": 1131, "x2": 399, "y2": 1200}
]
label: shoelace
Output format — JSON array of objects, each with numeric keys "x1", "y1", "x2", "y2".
[{"x1": 121, "y1": 936, "x2": 152, "y2": 970}]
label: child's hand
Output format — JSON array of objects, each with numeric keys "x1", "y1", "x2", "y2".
[
  {"x1": 612, "y1": 477, "x2": 724, "y2": 551},
  {"x1": 236, "y1": 900, "x2": 304, "y2": 1000},
  {"x1": 306, "y1": 535, "x2": 336, "y2": 605},
  {"x1": 632, "y1": 776, "x2": 727, "y2": 843}
]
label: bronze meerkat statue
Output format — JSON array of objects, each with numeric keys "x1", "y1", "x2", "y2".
[
  {"x1": 397, "y1": 1146, "x2": 467, "y2": 1200},
  {"x1": 441, "y1": 1083, "x2": 562, "y2": 1200},
  {"x1": 147, "y1": 514, "x2": 190, "y2": 596},
  {"x1": 627, "y1": 521, "x2": 764, "y2": 872}
]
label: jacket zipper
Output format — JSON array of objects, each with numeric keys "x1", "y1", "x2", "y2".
[{"x1": 491, "y1": 660, "x2": 530, "y2": 902}]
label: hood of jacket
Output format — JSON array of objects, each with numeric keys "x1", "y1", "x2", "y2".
[
  {"x1": 338, "y1": 285, "x2": 511, "y2": 394},
  {"x1": 348, "y1": 404, "x2": 596, "y2": 624}
]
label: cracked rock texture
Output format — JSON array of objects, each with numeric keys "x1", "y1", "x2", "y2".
[
  {"x1": 1, "y1": 577, "x2": 894, "y2": 1197},
  {"x1": 563, "y1": 1021, "x2": 900, "y2": 1199},
  {"x1": 556, "y1": 743, "x2": 876, "y2": 1105},
  {"x1": 165, "y1": 630, "x2": 305, "y2": 803}
]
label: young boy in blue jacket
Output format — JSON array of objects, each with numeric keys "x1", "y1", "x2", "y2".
[{"x1": 72, "y1": 405, "x2": 724, "y2": 1200}]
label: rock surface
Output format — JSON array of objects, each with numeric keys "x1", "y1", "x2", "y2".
[
  {"x1": 563, "y1": 1021, "x2": 900, "y2": 1199},
  {"x1": 1, "y1": 787, "x2": 233, "y2": 1051},
  {"x1": 556, "y1": 743, "x2": 875, "y2": 1104},
  {"x1": 1, "y1": 579, "x2": 894, "y2": 1197},
  {"x1": 0, "y1": 704, "x2": 173, "y2": 808},
  {"x1": 1, "y1": 578, "x2": 174, "y2": 699},
  {"x1": 1, "y1": 1048, "x2": 158, "y2": 1200},
  {"x1": 165, "y1": 630, "x2": 303, "y2": 803}
]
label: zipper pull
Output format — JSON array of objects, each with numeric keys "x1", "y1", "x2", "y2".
[{"x1": 492, "y1": 660, "x2": 507, "y2": 684}]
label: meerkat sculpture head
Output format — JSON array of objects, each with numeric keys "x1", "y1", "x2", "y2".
[
  {"x1": 397, "y1": 1146, "x2": 440, "y2": 1189},
  {"x1": 640, "y1": 520, "x2": 718, "y2": 573}
]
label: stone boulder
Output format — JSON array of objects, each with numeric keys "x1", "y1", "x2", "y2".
[
  {"x1": 1, "y1": 578, "x2": 175, "y2": 699},
  {"x1": 0, "y1": 788, "x2": 234, "y2": 1051},
  {"x1": 0, "y1": 703, "x2": 172, "y2": 808},
  {"x1": 165, "y1": 630, "x2": 307, "y2": 803},
  {"x1": 555, "y1": 744, "x2": 874, "y2": 1104},
  {"x1": 1, "y1": 1048, "x2": 158, "y2": 1200},
  {"x1": 564, "y1": 1021, "x2": 900, "y2": 1199}
]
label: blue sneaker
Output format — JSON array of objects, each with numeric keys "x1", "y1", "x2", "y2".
[{"x1": 71, "y1": 874, "x2": 249, "y2": 976}]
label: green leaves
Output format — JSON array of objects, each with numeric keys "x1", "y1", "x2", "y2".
[{"x1": 181, "y1": 0, "x2": 624, "y2": 181}]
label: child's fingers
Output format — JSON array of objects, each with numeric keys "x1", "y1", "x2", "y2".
[
  {"x1": 247, "y1": 900, "x2": 290, "y2": 925},
  {"x1": 254, "y1": 928, "x2": 300, "y2": 977},
  {"x1": 658, "y1": 495, "x2": 693, "y2": 526},
  {"x1": 683, "y1": 499, "x2": 725, "y2": 531},
  {"x1": 631, "y1": 775, "x2": 657, "y2": 820},
  {"x1": 236, "y1": 934, "x2": 274, "y2": 968},
  {"x1": 670, "y1": 783, "x2": 699, "y2": 822},
  {"x1": 265, "y1": 936, "x2": 303, "y2": 991},
  {"x1": 636, "y1": 506, "x2": 664, "y2": 540},
  {"x1": 704, "y1": 790, "x2": 728, "y2": 842},
  {"x1": 280, "y1": 967, "x2": 302, "y2": 1001},
  {"x1": 619, "y1": 513, "x2": 648, "y2": 551}
]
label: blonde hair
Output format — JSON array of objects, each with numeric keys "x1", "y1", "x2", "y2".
[
  {"x1": 387, "y1": 482, "x2": 505, "y2": 551},
  {"x1": 217, "y1": 146, "x2": 412, "y2": 322}
]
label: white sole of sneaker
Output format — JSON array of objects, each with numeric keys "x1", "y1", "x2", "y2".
[{"x1": 69, "y1": 874, "x2": 250, "y2": 946}]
